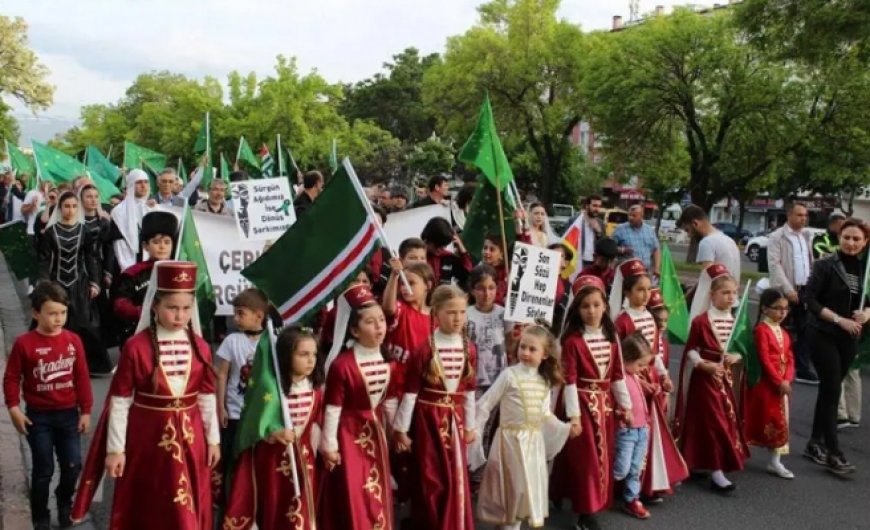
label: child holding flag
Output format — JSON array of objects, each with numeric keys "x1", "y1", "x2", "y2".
[{"x1": 223, "y1": 326, "x2": 324, "y2": 529}]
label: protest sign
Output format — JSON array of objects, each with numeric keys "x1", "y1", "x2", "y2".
[
  {"x1": 505, "y1": 242, "x2": 560, "y2": 325},
  {"x1": 231, "y1": 177, "x2": 295, "y2": 242}
]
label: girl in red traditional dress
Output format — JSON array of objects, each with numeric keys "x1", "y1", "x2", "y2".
[
  {"x1": 744, "y1": 288, "x2": 795, "y2": 479},
  {"x1": 550, "y1": 275, "x2": 633, "y2": 530},
  {"x1": 393, "y1": 285, "x2": 477, "y2": 530},
  {"x1": 618, "y1": 281, "x2": 687, "y2": 504},
  {"x1": 319, "y1": 284, "x2": 399, "y2": 530},
  {"x1": 674, "y1": 264, "x2": 749, "y2": 494},
  {"x1": 222, "y1": 326, "x2": 324, "y2": 529},
  {"x1": 72, "y1": 261, "x2": 220, "y2": 530}
]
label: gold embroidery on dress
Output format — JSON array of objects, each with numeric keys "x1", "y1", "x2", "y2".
[
  {"x1": 181, "y1": 412, "x2": 194, "y2": 445},
  {"x1": 276, "y1": 450, "x2": 294, "y2": 478},
  {"x1": 438, "y1": 414, "x2": 452, "y2": 450},
  {"x1": 158, "y1": 419, "x2": 184, "y2": 463},
  {"x1": 363, "y1": 465, "x2": 383, "y2": 503},
  {"x1": 173, "y1": 472, "x2": 194, "y2": 512},
  {"x1": 286, "y1": 496, "x2": 304, "y2": 530},
  {"x1": 354, "y1": 421, "x2": 376, "y2": 458},
  {"x1": 372, "y1": 512, "x2": 386, "y2": 530},
  {"x1": 586, "y1": 387, "x2": 608, "y2": 495},
  {"x1": 302, "y1": 445, "x2": 314, "y2": 472},
  {"x1": 222, "y1": 516, "x2": 251, "y2": 530}
]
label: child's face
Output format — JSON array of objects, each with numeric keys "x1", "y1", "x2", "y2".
[
  {"x1": 763, "y1": 299, "x2": 790, "y2": 324},
  {"x1": 472, "y1": 276, "x2": 498, "y2": 310},
  {"x1": 625, "y1": 352, "x2": 652, "y2": 375},
  {"x1": 154, "y1": 292, "x2": 194, "y2": 331},
  {"x1": 578, "y1": 290, "x2": 606, "y2": 328},
  {"x1": 350, "y1": 305, "x2": 387, "y2": 348},
  {"x1": 291, "y1": 337, "x2": 318, "y2": 379},
  {"x1": 400, "y1": 271, "x2": 429, "y2": 306},
  {"x1": 233, "y1": 306, "x2": 264, "y2": 332},
  {"x1": 144, "y1": 235, "x2": 173, "y2": 260},
  {"x1": 556, "y1": 248, "x2": 568, "y2": 272},
  {"x1": 436, "y1": 296, "x2": 467, "y2": 335},
  {"x1": 33, "y1": 300, "x2": 67, "y2": 335},
  {"x1": 402, "y1": 248, "x2": 427, "y2": 265},
  {"x1": 352, "y1": 270, "x2": 371, "y2": 288},
  {"x1": 626, "y1": 276, "x2": 652, "y2": 309},
  {"x1": 518, "y1": 332, "x2": 547, "y2": 368},
  {"x1": 482, "y1": 239, "x2": 503, "y2": 267},
  {"x1": 655, "y1": 309, "x2": 669, "y2": 330},
  {"x1": 711, "y1": 281, "x2": 738, "y2": 311}
]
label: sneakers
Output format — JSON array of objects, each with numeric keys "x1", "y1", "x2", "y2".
[
  {"x1": 641, "y1": 493, "x2": 664, "y2": 505},
  {"x1": 622, "y1": 499, "x2": 651, "y2": 519},
  {"x1": 826, "y1": 453, "x2": 857, "y2": 476},
  {"x1": 837, "y1": 419, "x2": 860, "y2": 429},
  {"x1": 794, "y1": 373, "x2": 819, "y2": 385},
  {"x1": 803, "y1": 442, "x2": 828, "y2": 466},
  {"x1": 575, "y1": 514, "x2": 602, "y2": 530},
  {"x1": 766, "y1": 462, "x2": 795, "y2": 479}
]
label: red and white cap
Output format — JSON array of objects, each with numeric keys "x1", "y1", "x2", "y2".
[
  {"x1": 689, "y1": 262, "x2": 735, "y2": 321},
  {"x1": 326, "y1": 283, "x2": 380, "y2": 371},
  {"x1": 571, "y1": 274, "x2": 607, "y2": 297},
  {"x1": 609, "y1": 258, "x2": 649, "y2": 318},
  {"x1": 647, "y1": 288, "x2": 665, "y2": 310},
  {"x1": 155, "y1": 261, "x2": 197, "y2": 292}
]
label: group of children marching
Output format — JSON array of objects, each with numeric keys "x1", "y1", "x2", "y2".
[{"x1": 4, "y1": 219, "x2": 800, "y2": 530}]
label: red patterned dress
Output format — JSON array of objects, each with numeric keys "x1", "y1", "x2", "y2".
[{"x1": 743, "y1": 321, "x2": 794, "y2": 452}]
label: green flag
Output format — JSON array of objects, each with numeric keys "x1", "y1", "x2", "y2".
[
  {"x1": 194, "y1": 117, "x2": 209, "y2": 154},
  {"x1": 234, "y1": 329, "x2": 286, "y2": 457},
  {"x1": 237, "y1": 137, "x2": 260, "y2": 172},
  {"x1": 726, "y1": 283, "x2": 761, "y2": 387},
  {"x1": 243, "y1": 162, "x2": 380, "y2": 325},
  {"x1": 176, "y1": 206, "x2": 217, "y2": 342},
  {"x1": 177, "y1": 158, "x2": 187, "y2": 184},
  {"x1": 32, "y1": 141, "x2": 87, "y2": 184},
  {"x1": 5, "y1": 141, "x2": 36, "y2": 189},
  {"x1": 220, "y1": 153, "x2": 231, "y2": 183},
  {"x1": 193, "y1": 114, "x2": 215, "y2": 189},
  {"x1": 660, "y1": 244, "x2": 690, "y2": 344},
  {"x1": 84, "y1": 146, "x2": 122, "y2": 202},
  {"x1": 122, "y1": 141, "x2": 166, "y2": 173},
  {"x1": 460, "y1": 174, "x2": 516, "y2": 264},
  {"x1": 0, "y1": 220, "x2": 37, "y2": 281},
  {"x1": 457, "y1": 93, "x2": 514, "y2": 191}
]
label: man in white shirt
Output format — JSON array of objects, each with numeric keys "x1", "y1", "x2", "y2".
[
  {"x1": 677, "y1": 205, "x2": 741, "y2": 280},
  {"x1": 578, "y1": 194, "x2": 603, "y2": 266},
  {"x1": 767, "y1": 202, "x2": 817, "y2": 384}
]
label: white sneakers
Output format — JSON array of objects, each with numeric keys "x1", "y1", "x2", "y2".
[{"x1": 766, "y1": 462, "x2": 795, "y2": 479}]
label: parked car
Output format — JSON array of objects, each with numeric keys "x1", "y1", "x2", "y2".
[
  {"x1": 713, "y1": 222, "x2": 754, "y2": 245},
  {"x1": 549, "y1": 203, "x2": 575, "y2": 234},
  {"x1": 602, "y1": 208, "x2": 628, "y2": 236},
  {"x1": 744, "y1": 227, "x2": 827, "y2": 262}
]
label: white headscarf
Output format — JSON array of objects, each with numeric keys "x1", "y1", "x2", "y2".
[
  {"x1": 45, "y1": 190, "x2": 84, "y2": 230},
  {"x1": 112, "y1": 169, "x2": 152, "y2": 270},
  {"x1": 135, "y1": 260, "x2": 202, "y2": 336}
]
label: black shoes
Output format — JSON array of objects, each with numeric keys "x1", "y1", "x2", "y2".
[
  {"x1": 58, "y1": 503, "x2": 73, "y2": 528},
  {"x1": 794, "y1": 372, "x2": 819, "y2": 385},
  {"x1": 826, "y1": 453, "x2": 857, "y2": 476},
  {"x1": 803, "y1": 442, "x2": 828, "y2": 466},
  {"x1": 710, "y1": 481, "x2": 737, "y2": 494},
  {"x1": 576, "y1": 514, "x2": 602, "y2": 530}
]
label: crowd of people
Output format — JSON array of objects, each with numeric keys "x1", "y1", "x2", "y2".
[{"x1": 1, "y1": 163, "x2": 867, "y2": 530}]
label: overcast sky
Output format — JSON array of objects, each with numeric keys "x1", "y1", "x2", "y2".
[{"x1": 6, "y1": 0, "x2": 691, "y2": 119}]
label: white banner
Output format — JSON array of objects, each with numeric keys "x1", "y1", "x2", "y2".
[
  {"x1": 174, "y1": 208, "x2": 268, "y2": 316},
  {"x1": 505, "y1": 242, "x2": 560, "y2": 325},
  {"x1": 383, "y1": 204, "x2": 451, "y2": 250},
  {"x1": 231, "y1": 177, "x2": 295, "y2": 242}
]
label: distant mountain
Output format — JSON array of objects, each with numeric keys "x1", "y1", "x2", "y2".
[{"x1": 13, "y1": 113, "x2": 80, "y2": 146}]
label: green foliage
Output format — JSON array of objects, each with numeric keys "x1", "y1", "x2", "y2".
[
  {"x1": 406, "y1": 136, "x2": 455, "y2": 179},
  {"x1": 0, "y1": 16, "x2": 54, "y2": 111}
]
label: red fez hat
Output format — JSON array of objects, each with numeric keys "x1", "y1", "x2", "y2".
[
  {"x1": 156, "y1": 261, "x2": 197, "y2": 292},
  {"x1": 343, "y1": 283, "x2": 377, "y2": 310},
  {"x1": 619, "y1": 258, "x2": 647, "y2": 279},
  {"x1": 572, "y1": 274, "x2": 606, "y2": 297},
  {"x1": 704, "y1": 263, "x2": 731, "y2": 281},
  {"x1": 647, "y1": 288, "x2": 665, "y2": 309}
]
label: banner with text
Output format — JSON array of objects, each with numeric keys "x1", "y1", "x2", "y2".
[
  {"x1": 231, "y1": 177, "x2": 295, "y2": 242},
  {"x1": 505, "y1": 242, "x2": 560, "y2": 325}
]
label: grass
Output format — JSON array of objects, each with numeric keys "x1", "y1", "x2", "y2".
[{"x1": 672, "y1": 260, "x2": 767, "y2": 282}]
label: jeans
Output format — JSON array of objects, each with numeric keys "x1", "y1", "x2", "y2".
[
  {"x1": 25, "y1": 408, "x2": 82, "y2": 523},
  {"x1": 807, "y1": 327, "x2": 857, "y2": 454},
  {"x1": 614, "y1": 426, "x2": 649, "y2": 503}
]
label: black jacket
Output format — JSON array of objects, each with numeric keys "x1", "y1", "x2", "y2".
[{"x1": 804, "y1": 252, "x2": 868, "y2": 337}]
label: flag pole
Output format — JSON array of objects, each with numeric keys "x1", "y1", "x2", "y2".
[
  {"x1": 266, "y1": 320, "x2": 301, "y2": 497},
  {"x1": 106, "y1": 143, "x2": 114, "y2": 164},
  {"x1": 31, "y1": 141, "x2": 43, "y2": 185},
  {"x1": 236, "y1": 136, "x2": 243, "y2": 166},
  {"x1": 277, "y1": 134, "x2": 285, "y2": 176},
  {"x1": 174, "y1": 201, "x2": 189, "y2": 261},
  {"x1": 205, "y1": 112, "x2": 211, "y2": 174},
  {"x1": 726, "y1": 281, "x2": 752, "y2": 348},
  {"x1": 343, "y1": 158, "x2": 413, "y2": 293}
]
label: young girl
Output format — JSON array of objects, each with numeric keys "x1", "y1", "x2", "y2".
[
  {"x1": 648, "y1": 289, "x2": 672, "y2": 369},
  {"x1": 674, "y1": 264, "x2": 748, "y2": 493},
  {"x1": 223, "y1": 326, "x2": 325, "y2": 529},
  {"x1": 527, "y1": 203, "x2": 555, "y2": 248},
  {"x1": 614, "y1": 332, "x2": 654, "y2": 520},
  {"x1": 383, "y1": 259, "x2": 434, "y2": 387},
  {"x1": 614, "y1": 259, "x2": 655, "y2": 346},
  {"x1": 421, "y1": 216, "x2": 473, "y2": 287},
  {"x1": 744, "y1": 288, "x2": 795, "y2": 479},
  {"x1": 318, "y1": 268, "x2": 372, "y2": 354},
  {"x1": 393, "y1": 285, "x2": 477, "y2": 530},
  {"x1": 474, "y1": 325, "x2": 574, "y2": 530},
  {"x1": 482, "y1": 233, "x2": 509, "y2": 306},
  {"x1": 319, "y1": 284, "x2": 398, "y2": 530},
  {"x1": 72, "y1": 261, "x2": 220, "y2": 528},
  {"x1": 468, "y1": 264, "x2": 507, "y2": 390},
  {"x1": 550, "y1": 275, "x2": 632, "y2": 530}
]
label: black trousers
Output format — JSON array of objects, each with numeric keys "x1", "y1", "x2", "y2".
[
  {"x1": 807, "y1": 326, "x2": 858, "y2": 454},
  {"x1": 785, "y1": 288, "x2": 814, "y2": 377}
]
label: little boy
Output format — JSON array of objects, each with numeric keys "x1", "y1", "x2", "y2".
[
  {"x1": 3, "y1": 282, "x2": 93, "y2": 530},
  {"x1": 399, "y1": 237, "x2": 428, "y2": 265}
]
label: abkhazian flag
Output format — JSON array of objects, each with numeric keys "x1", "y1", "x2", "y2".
[
  {"x1": 242, "y1": 164, "x2": 380, "y2": 324},
  {"x1": 176, "y1": 206, "x2": 217, "y2": 342},
  {"x1": 259, "y1": 144, "x2": 274, "y2": 177},
  {"x1": 725, "y1": 282, "x2": 761, "y2": 386},
  {"x1": 660, "y1": 244, "x2": 690, "y2": 344}
]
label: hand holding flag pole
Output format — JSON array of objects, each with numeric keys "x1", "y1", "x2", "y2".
[{"x1": 266, "y1": 320, "x2": 301, "y2": 498}]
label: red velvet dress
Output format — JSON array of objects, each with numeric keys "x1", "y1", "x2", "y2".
[
  {"x1": 400, "y1": 337, "x2": 477, "y2": 530},
  {"x1": 318, "y1": 347, "x2": 398, "y2": 530},
  {"x1": 674, "y1": 312, "x2": 749, "y2": 472},
  {"x1": 223, "y1": 383, "x2": 323, "y2": 530},
  {"x1": 744, "y1": 322, "x2": 794, "y2": 450},
  {"x1": 550, "y1": 329, "x2": 625, "y2": 515},
  {"x1": 72, "y1": 330, "x2": 216, "y2": 529},
  {"x1": 616, "y1": 311, "x2": 688, "y2": 495}
]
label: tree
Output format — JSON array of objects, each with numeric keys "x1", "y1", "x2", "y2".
[
  {"x1": 340, "y1": 48, "x2": 440, "y2": 143},
  {"x1": 422, "y1": 0, "x2": 587, "y2": 204},
  {"x1": 0, "y1": 16, "x2": 55, "y2": 143},
  {"x1": 737, "y1": 0, "x2": 870, "y2": 66},
  {"x1": 406, "y1": 135, "x2": 455, "y2": 180},
  {"x1": 582, "y1": 9, "x2": 801, "y2": 211}
]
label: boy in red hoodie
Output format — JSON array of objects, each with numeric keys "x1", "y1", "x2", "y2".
[{"x1": 4, "y1": 281, "x2": 93, "y2": 530}]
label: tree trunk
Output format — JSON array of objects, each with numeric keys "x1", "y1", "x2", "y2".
[
  {"x1": 539, "y1": 160, "x2": 557, "y2": 206},
  {"x1": 737, "y1": 198, "x2": 746, "y2": 232}
]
